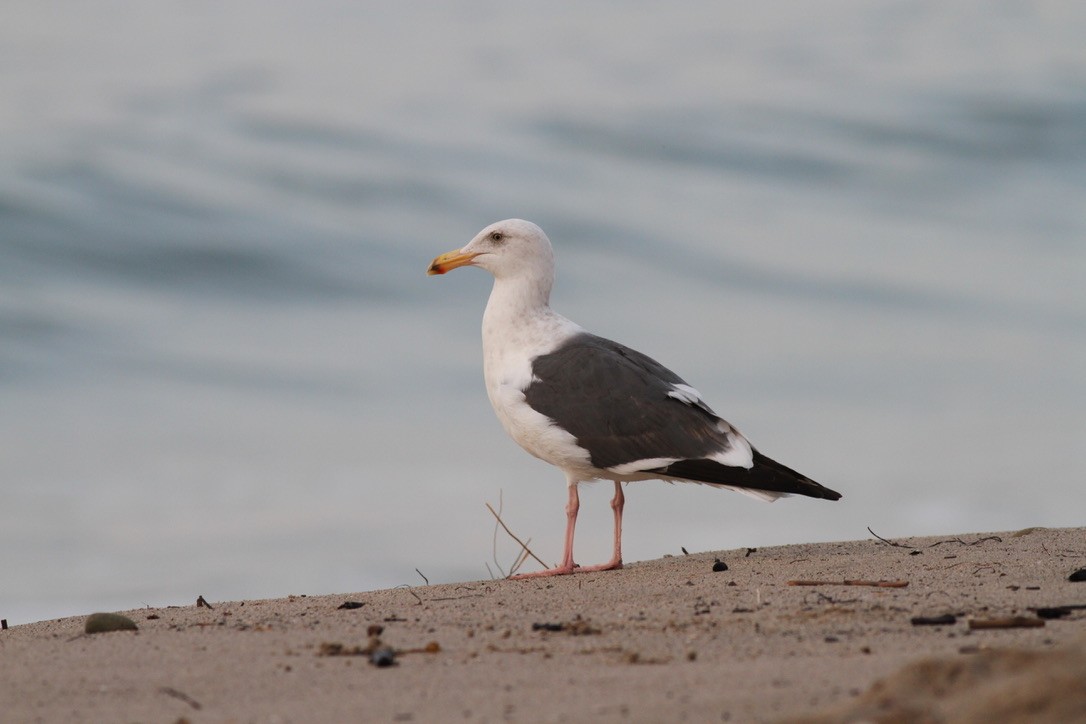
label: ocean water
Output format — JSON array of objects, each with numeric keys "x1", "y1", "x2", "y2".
[{"x1": 2, "y1": 2, "x2": 1083, "y2": 625}]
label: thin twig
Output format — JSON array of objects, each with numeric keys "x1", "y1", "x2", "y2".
[
  {"x1": 486, "y1": 502, "x2": 548, "y2": 571},
  {"x1": 867, "y1": 526, "x2": 912, "y2": 548},
  {"x1": 787, "y1": 579, "x2": 909, "y2": 588},
  {"x1": 969, "y1": 616, "x2": 1044, "y2": 630},
  {"x1": 415, "y1": 568, "x2": 429, "y2": 585},
  {"x1": 159, "y1": 686, "x2": 202, "y2": 710},
  {"x1": 868, "y1": 526, "x2": 1003, "y2": 550},
  {"x1": 491, "y1": 491, "x2": 507, "y2": 578},
  {"x1": 508, "y1": 540, "x2": 533, "y2": 577},
  {"x1": 395, "y1": 584, "x2": 423, "y2": 605},
  {"x1": 928, "y1": 535, "x2": 1003, "y2": 548}
]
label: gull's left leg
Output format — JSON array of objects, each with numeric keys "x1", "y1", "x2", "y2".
[
  {"x1": 571, "y1": 480, "x2": 624, "y2": 573},
  {"x1": 510, "y1": 481, "x2": 581, "y2": 579}
]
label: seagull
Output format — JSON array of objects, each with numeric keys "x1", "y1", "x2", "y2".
[{"x1": 428, "y1": 219, "x2": 841, "y2": 578}]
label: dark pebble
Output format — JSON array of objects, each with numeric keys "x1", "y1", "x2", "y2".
[
  {"x1": 712, "y1": 559, "x2": 728, "y2": 572},
  {"x1": 370, "y1": 647, "x2": 396, "y2": 667},
  {"x1": 532, "y1": 622, "x2": 564, "y2": 632},
  {"x1": 1035, "y1": 607, "x2": 1071, "y2": 619},
  {"x1": 910, "y1": 614, "x2": 957, "y2": 626},
  {"x1": 1069, "y1": 568, "x2": 1086, "y2": 582},
  {"x1": 337, "y1": 601, "x2": 365, "y2": 610}
]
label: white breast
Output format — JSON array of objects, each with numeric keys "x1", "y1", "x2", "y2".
[{"x1": 482, "y1": 305, "x2": 593, "y2": 475}]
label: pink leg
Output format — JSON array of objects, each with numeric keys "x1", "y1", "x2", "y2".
[
  {"x1": 511, "y1": 484, "x2": 580, "y2": 579},
  {"x1": 511, "y1": 481, "x2": 624, "y2": 579},
  {"x1": 610, "y1": 481, "x2": 624, "y2": 565},
  {"x1": 573, "y1": 481, "x2": 624, "y2": 573}
]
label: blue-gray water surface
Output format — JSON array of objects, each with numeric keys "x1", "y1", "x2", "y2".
[{"x1": 2, "y1": 3, "x2": 1084, "y2": 625}]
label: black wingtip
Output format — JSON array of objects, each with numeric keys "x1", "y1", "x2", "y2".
[
  {"x1": 751, "y1": 448, "x2": 842, "y2": 500},
  {"x1": 654, "y1": 449, "x2": 842, "y2": 501}
]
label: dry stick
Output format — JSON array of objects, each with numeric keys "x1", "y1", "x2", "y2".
[
  {"x1": 928, "y1": 535, "x2": 1003, "y2": 548},
  {"x1": 485, "y1": 503, "x2": 549, "y2": 572},
  {"x1": 394, "y1": 584, "x2": 423, "y2": 605},
  {"x1": 787, "y1": 579, "x2": 910, "y2": 588},
  {"x1": 487, "y1": 491, "x2": 534, "y2": 578},
  {"x1": 867, "y1": 526, "x2": 911, "y2": 548},
  {"x1": 490, "y1": 491, "x2": 507, "y2": 578},
  {"x1": 868, "y1": 526, "x2": 1003, "y2": 549},
  {"x1": 509, "y1": 542, "x2": 534, "y2": 577},
  {"x1": 969, "y1": 616, "x2": 1045, "y2": 630},
  {"x1": 159, "y1": 686, "x2": 202, "y2": 711}
]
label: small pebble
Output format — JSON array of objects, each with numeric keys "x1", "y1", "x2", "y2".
[
  {"x1": 1069, "y1": 568, "x2": 1086, "y2": 582},
  {"x1": 911, "y1": 614, "x2": 957, "y2": 626},
  {"x1": 370, "y1": 647, "x2": 397, "y2": 667},
  {"x1": 338, "y1": 601, "x2": 365, "y2": 610},
  {"x1": 712, "y1": 558, "x2": 728, "y2": 572},
  {"x1": 1035, "y1": 607, "x2": 1071, "y2": 619},
  {"x1": 85, "y1": 612, "x2": 138, "y2": 634}
]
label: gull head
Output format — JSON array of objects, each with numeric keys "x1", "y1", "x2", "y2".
[{"x1": 427, "y1": 219, "x2": 555, "y2": 282}]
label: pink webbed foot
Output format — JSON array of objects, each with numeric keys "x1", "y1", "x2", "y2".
[{"x1": 509, "y1": 558, "x2": 622, "y2": 580}]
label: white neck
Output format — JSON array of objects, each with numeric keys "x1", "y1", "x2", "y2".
[
  {"x1": 482, "y1": 271, "x2": 552, "y2": 336},
  {"x1": 481, "y1": 272, "x2": 581, "y2": 372}
]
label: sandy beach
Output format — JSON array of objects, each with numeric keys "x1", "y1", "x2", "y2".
[{"x1": 2, "y1": 526, "x2": 1084, "y2": 723}]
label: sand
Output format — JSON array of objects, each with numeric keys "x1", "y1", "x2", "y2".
[{"x1": 2, "y1": 526, "x2": 1084, "y2": 723}]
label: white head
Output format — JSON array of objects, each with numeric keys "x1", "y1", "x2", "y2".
[{"x1": 427, "y1": 219, "x2": 555, "y2": 284}]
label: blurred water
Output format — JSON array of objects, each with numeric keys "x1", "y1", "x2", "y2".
[{"x1": 2, "y1": 2, "x2": 1083, "y2": 625}]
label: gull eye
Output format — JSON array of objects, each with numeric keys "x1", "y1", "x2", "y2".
[{"x1": 489, "y1": 231, "x2": 505, "y2": 243}]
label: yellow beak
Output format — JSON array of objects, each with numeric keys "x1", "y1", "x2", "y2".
[{"x1": 427, "y1": 249, "x2": 480, "y2": 276}]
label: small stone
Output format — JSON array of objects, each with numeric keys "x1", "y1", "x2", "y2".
[
  {"x1": 85, "y1": 612, "x2": 138, "y2": 634},
  {"x1": 1035, "y1": 607, "x2": 1071, "y2": 619},
  {"x1": 1068, "y1": 568, "x2": 1086, "y2": 582},
  {"x1": 911, "y1": 614, "x2": 957, "y2": 626},
  {"x1": 370, "y1": 647, "x2": 396, "y2": 667},
  {"x1": 712, "y1": 559, "x2": 728, "y2": 572},
  {"x1": 338, "y1": 601, "x2": 365, "y2": 610}
]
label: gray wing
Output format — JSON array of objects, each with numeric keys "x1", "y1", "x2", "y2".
[{"x1": 522, "y1": 333, "x2": 731, "y2": 469}]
